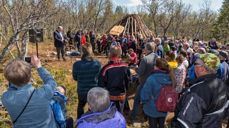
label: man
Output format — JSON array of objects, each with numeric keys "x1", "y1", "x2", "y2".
[
  {"x1": 131, "y1": 42, "x2": 157, "y2": 122},
  {"x1": 172, "y1": 53, "x2": 229, "y2": 128},
  {"x1": 98, "y1": 45, "x2": 131, "y2": 113},
  {"x1": 2, "y1": 56, "x2": 57, "y2": 128},
  {"x1": 217, "y1": 50, "x2": 229, "y2": 81},
  {"x1": 154, "y1": 38, "x2": 164, "y2": 58},
  {"x1": 54, "y1": 26, "x2": 66, "y2": 61},
  {"x1": 76, "y1": 87, "x2": 126, "y2": 128}
]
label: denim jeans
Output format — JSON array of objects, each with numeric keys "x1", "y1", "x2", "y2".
[
  {"x1": 131, "y1": 85, "x2": 143, "y2": 121},
  {"x1": 77, "y1": 94, "x2": 87, "y2": 119}
]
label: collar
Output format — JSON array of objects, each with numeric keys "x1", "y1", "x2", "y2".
[
  {"x1": 109, "y1": 57, "x2": 122, "y2": 63},
  {"x1": 8, "y1": 83, "x2": 34, "y2": 91},
  {"x1": 190, "y1": 74, "x2": 216, "y2": 85}
]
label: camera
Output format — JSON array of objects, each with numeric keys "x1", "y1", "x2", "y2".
[{"x1": 24, "y1": 57, "x2": 31, "y2": 64}]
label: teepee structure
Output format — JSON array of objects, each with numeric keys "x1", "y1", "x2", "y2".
[{"x1": 108, "y1": 14, "x2": 153, "y2": 38}]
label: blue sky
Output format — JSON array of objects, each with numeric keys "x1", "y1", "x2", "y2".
[{"x1": 113, "y1": 0, "x2": 223, "y2": 13}]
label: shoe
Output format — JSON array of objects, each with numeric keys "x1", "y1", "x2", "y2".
[{"x1": 63, "y1": 58, "x2": 66, "y2": 61}]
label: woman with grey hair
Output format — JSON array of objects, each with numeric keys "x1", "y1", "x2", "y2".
[{"x1": 76, "y1": 87, "x2": 126, "y2": 128}]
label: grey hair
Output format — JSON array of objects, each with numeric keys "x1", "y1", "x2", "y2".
[
  {"x1": 145, "y1": 42, "x2": 156, "y2": 52},
  {"x1": 87, "y1": 87, "x2": 110, "y2": 112}
]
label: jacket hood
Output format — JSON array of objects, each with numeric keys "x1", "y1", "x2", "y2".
[{"x1": 76, "y1": 103, "x2": 116, "y2": 125}]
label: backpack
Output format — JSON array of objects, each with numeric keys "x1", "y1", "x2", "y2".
[{"x1": 155, "y1": 85, "x2": 178, "y2": 112}]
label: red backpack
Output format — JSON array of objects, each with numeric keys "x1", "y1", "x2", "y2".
[{"x1": 155, "y1": 85, "x2": 178, "y2": 112}]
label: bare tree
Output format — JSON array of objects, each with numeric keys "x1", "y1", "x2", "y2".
[{"x1": 0, "y1": 0, "x2": 61, "y2": 62}]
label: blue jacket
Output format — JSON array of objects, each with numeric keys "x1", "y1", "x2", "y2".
[
  {"x1": 2, "y1": 67, "x2": 57, "y2": 128},
  {"x1": 217, "y1": 61, "x2": 229, "y2": 81},
  {"x1": 141, "y1": 70, "x2": 172, "y2": 118},
  {"x1": 72, "y1": 59, "x2": 101, "y2": 95},
  {"x1": 76, "y1": 103, "x2": 126, "y2": 128},
  {"x1": 51, "y1": 91, "x2": 68, "y2": 128}
]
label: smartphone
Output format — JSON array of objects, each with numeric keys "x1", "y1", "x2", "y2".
[{"x1": 24, "y1": 57, "x2": 31, "y2": 64}]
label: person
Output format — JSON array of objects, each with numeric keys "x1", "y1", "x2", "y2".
[
  {"x1": 172, "y1": 53, "x2": 229, "y2": 128},
  {"x1": 81, "y1": 32, "x2": 86, "y2": 46},
  {"x1": 2, "y1": 56, "x2": 57, "y2": 128},
  {"x1": 76, "y1": 87, "x2": 126, "y2": 128},
  {"x1": 127, "y1": 48, "x2": 138, "y2": 67},
  {"x1": 72, "y1": 44, "x2": 101, "y2": 119},
  {"x1": 54, "y1": 26, "x2": 66, "y2": 61},
  {"x1": 90, "y1": 31, "x2": 96, "y2": 52},
  {"x1": 166, "y1": 51, "x2": 178, "y2": 69},
  {"x1": 98, "y1": 45, "x2": 131, "y2": 113},
  {"x1": 141, "y1": 58, "x2": 173, "y2": 128},
  {"x1": 51, "y1": 86, "x2": 73, "y2": 128},
  {"x1": 208, "y1": 38, "x2": 218, "y2": 50},
  {"x1": 174, "y1": 55, "x2": 187, "y2": 93},
  {"x1": 67, "y1": 29, "x2": 73, "y2": 45},
  {"x1": 217, "y1": 50, "x2": 229, "y2": 81},
  {"x1": 131, "y1": 42, "x2": 157, "y2": 122},
  {"x1": 155, "y1": 38, "x2": 164, "y2": 58},
  {"x1": 74, "y1": 30, "x2": 81, "y2": 51}
]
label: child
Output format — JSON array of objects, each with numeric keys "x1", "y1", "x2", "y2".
[{"x1": 51, "y1": 85, "x2": 73, "y2": 128}]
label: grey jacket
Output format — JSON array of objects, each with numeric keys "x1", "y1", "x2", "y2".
[
  {"x1": 137, "y1": 52, "x2": 157, "y2": 85},
  {"x1": 2, "y1": 67, "x2": 57, "y2": 128}
]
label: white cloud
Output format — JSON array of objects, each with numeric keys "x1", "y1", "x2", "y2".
[
  {"x1": 114, "y1": 0, "x2": 143, "y2": 7},
  {"x1": 128, "y1": 0, "x2": 143, "y2": 6}
]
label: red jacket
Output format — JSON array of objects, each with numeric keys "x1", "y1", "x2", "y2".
[
  {"x1": 129, "y1": 52, "x2": 138, "y2": 65},
  {"x1": 81, "y1": 35, "x2": 86, "y2": 45}
]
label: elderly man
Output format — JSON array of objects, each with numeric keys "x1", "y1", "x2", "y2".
[
  {"x1": 131, "y1": 42, "x2": 157, "y2": 122},
  {"x1": 172, "y1": 53, "x2": 229, "y2": 128},
  {"x1": 2, "y1": 56, "x2": 57, "y2": 128},
  {"x1": 54, "y1": 26, "x2": 66, "y2": 61},
  {"x1": 76, "y1": 87, "x2": 126, "y2": 128}
]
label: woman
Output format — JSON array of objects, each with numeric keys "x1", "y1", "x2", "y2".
[
  {"x1": 174, "y1": 55, "x2": 187, "y2": 93},
  {"x1": 2, "y1": 56, "x2": 57, "y2": 128},
  {"x1": 141, "y1": 58, "x2": 174, "y2": 128},
  {"x1": 72, "y1": 44, "x2": 101, "y2": 119}
]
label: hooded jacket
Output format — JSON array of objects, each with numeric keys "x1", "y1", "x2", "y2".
[
  {"x1": 76, "y1": 103, "x2": 126, "y2": 128},
  {"x1": 172, "y1": 74, "x2": 229, "y2": 128}
]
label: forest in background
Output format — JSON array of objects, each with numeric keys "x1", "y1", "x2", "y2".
[{"x1": 0, "y1": 0, "x2": 228, "y2": 61}]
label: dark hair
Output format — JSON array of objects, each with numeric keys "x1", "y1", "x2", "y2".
[
  {"x1": 176, "y1": 55, "x2": 184, "y2": 64},
  {"x1": 180, "y1": 49, "x2": 187, "y2": 58},
  {"x1": 166, "y1": 51, "x2": 176, "y2": 61},
  {"x1": 156, "y1": 58, "x2": 169, "y2": 71}
]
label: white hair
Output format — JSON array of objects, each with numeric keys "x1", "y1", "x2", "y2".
[{"x1": 87, "y1": 87, "x2": 110, "y2": 112}]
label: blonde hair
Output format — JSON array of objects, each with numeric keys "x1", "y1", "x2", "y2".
[
  {"x1": 81, "y1": 43, "x2": 94, "y2": 61},
  {"x1": 4, "y1": 59, "x2": 31, "y2": 86}
]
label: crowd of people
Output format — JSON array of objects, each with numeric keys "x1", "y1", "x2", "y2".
[{"x1": 1, "y1": 25, "x2": 229, "y2": 128}]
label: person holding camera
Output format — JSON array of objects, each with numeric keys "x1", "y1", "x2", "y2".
[{"x1": 1, "y1": 56, "x2": 58, "y2": 128}]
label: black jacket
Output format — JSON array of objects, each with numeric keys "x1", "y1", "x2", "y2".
[
  {"x1": 172, "y1": 74, "x2": 229, "y2": 128},
  {"x1": 54, "y1": 30, "x2": 64, "y2": 47},
  {"x1": 98, "y1": 60, "x2": 131, "y2": 96}
]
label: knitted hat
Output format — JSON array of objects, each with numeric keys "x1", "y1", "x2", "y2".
[{"x1": 199, "y1": 53, "x2": 220, "y2": 71}]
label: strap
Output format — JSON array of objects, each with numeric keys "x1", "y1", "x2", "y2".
[{"x1": 13, "y1": 89, "x2": 35, "y2": 124}]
